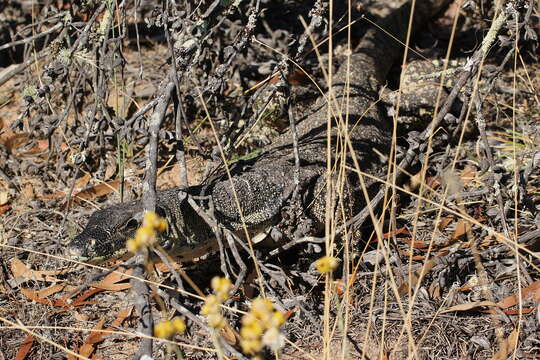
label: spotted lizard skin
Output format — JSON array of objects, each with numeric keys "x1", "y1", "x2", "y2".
[{"x1": 69, "y1": 0, "x2": 452, "y2": 263}]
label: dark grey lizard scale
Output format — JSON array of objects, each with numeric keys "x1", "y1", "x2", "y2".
[{"x1": 69, "y1": 0, "x2": 451, "y2": 263}]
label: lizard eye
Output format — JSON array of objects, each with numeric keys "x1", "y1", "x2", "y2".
[{"x1": 123, "y1": 218, "x2": 139, "y2": 232}]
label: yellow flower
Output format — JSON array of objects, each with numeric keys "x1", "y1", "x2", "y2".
[
  {"x1": 143, "y1": 211, "x2": 168, "y2": 232},
  {"x1": 171, "y1": 317, "x2": 186, "y2": 334},
  {"x1": 211, "y1": 276, "x2": 232, "y2": 300},
  {"x1": 250, "y1": 298, "x2": 274, "y2": 321},
  {"x1": 206, "y1": 313, "x2": 226, "y2": 328},
  {"x1": 262, "y1": 327, "x2": 284, "y2": 351},
  {"x1": 240, "y1": 338, "x2": 262, "y2": 355},
  {"x1": 154, "y1": 318, "x2": 186, "y2": 338},
  {"x1": 240, "y1": 318, "x2": 264, "y2": 340},
  {"x1": 126, "y1": 238, "x2": 140, "y2": 253},
  {"x1": 154, "y1": 320, "x2": 175, "y2": 339},
  {"x1": 315, "y1": 256, "x2": 339, "y2": 274},
  {"x1": 134, "y1": 226, "x2": 156, "y2": 245},
  {"x1": 269, "y1": 311, "x2": 286, "y2": 328},
  {"x1": 201, "y1": 294, "x2": 220, "y2": 316},
  {"x1": 239, "y1": 297, "x2": 286, "y2": 356}
]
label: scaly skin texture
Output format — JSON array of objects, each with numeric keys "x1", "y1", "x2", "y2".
[{"x1": 69, "y1": 0, "x2": 451, "y2": 263}]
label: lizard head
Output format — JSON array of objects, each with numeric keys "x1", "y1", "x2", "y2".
[
  {"x1": 68, "y1": 201, "x2": 146, "y2": 263},
  {"x1": 68, "y1": 188, "x2": 216, "y2": 264}
]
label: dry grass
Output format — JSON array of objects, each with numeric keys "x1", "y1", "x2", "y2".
[{"x1": 1, "y1": 0, "x2": 539, "y2": 359}]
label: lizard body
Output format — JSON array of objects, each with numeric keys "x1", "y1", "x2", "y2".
[{"x1": 69, "y1": 0, "x2": 451, "y2": 263}]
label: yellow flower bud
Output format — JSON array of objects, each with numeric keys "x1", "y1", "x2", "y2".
[
  {"x1": 201, "y1": 295, "x2": 220, "y2": 316},
  {"x1": 154, "y1": 320, "x2": 175, "y2": 339},
  {"x1": 251, "y1": 298, "x2": 274, "y2": 320},
  {"x1": 143, "y1": 211, "x2": 159, "y2": 227},
  {"x1": 126, "y1": 238, "x2": 140, "y2": 253},
  {"x1": 211, "y1": 276, "x2": 232, "y2": 298},
  {"x1": 206, "y1": 313, "x2": 226, "y2": 328},
  {"x1": 240, "y1": 338, "x2": 262, "y2": 355},
  {"x1": 315, "y1": 256, "x2": 339, "y2": 274},
  {"x1": 240, "y1": 319, "x2": 264, "y2": 340},
  {"x1": 155, "y1": 218, "x2": 168, "y2": 232},
  {"x1": 172, "y1": 317, "x2": 186, "y2": 334},
  {"x1": 270, "y1": 311, "x2": 286, "y2": 327},
  {"x1": 262, "y1": 327, "x2": 284, "y2": 351},
  {"x1": 135, "y1": 226, "x2": 156, "y2": 245}
]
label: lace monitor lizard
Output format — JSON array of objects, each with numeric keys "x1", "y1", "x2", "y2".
[{"x1": 69, "y1": 0, "x2": 453, "y2": 263}]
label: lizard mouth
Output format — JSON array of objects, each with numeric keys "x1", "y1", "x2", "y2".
[
  {"x1": 68, "y1": 233, "x2": 126, "y2": 264},
  {"x1": 67, "y1": 243, "x2": 129, "y2": 264}
]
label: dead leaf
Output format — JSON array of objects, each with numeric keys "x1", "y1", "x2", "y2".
[
  {"x1": 71, "y1": 288, "x2": 103, "y2": 307},
  {"x1": 21, "y1": 183, "x2": 34, "y2": 201},
  {"x1": 100, "y1": 268, "x2": 133, "y2": 284},
  {"x1": 399, "y1": 238, "x2": 428, "y2": 249},
  {"x1": 441, "y1": 300, "x2": 499, "y2": 314},
  {"x1": 221, "y1": 324, "x2": 238, "y2": 345},
  {"x1": 437, "y1": 216, "x2": 453, "y2": 231},
  {"x1": 157, "y1": 163, "x2": 183, "y2": 189},
  {"x1": 37, "y1": 284, "x2": 66, "y2": 298},
  {"x1": 39, "y1": 180, "x2": 130, "y2": 206},
  {"x1": 74, "y1": 173, "x2": 91, "y2": 193},
  {"x1": 73, "y1": 311, "x2": 90, "y2": 322},
  {"x1": 154, "y1": 262, "x2": 182, "y2": 273},
  {"x1": 110, "y1": 306, "x2": 133, "y2": 328},
  {"x1": 0, "y1": 131, "x2": 29, "y2": 153},
  {"x1": 480, "y1": 307, "x2": 537, "y2": 315},
  {"x1": 452, "y1": 219, "x2": 471, "y2": 241},
  {"x1": 77, "y1": 344, "x2": 95, "y2": 358},
  {"x1": 85, "y1": 318, "x2": 107, "y2": 345},
  {"x1": 89, "y1": 282, "x2": 132, "y2": 291},
  {"x1": 461, "y1": 165, "x2": 477, "y2": 186},
  {"x1": 0, "y1": 204, "x2": 11, "y2": 214},
  {"x1": 398, "y1": 260, "x2": 437, "y2": 296},
  {"x1": 442, "y1": 169, "x2": 463, "y2": 195},
  {"x1": 497, "y1": 280, "x2": 540, "y2": 309},
  {"x1": 53, "y1": 288, "x2": 102, "y2": 309},
  {"x1": 334, "y1": 274, "x2": 358, "y2": 297},
  {"x1": 20, "y1": 288, "x2": 52, "y2": 305},
  {"x1": 10, "y1": 258, "x2": 67, "y2": 282},
  {"x1": 284, "y1": 309, "x2": 296, "y2": 320},
  {"x1": 405, "y1": 171, "x2": 423, "y2": 192},
  {"x1": 72, "y1": 180, "x2": 128, "y2": 204},
  {"x1": 53, "y1": 274, "x2": 132, "y2": 309},
  {"x1": 491, "y1": 329, "x2": 518, "y2": 360},
  {"x1": 19, "y1": 139, "x2": 68, "y2": 156},
  {"x1": 14, "y1": 334, "x2": 33, "y2": 360}
]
